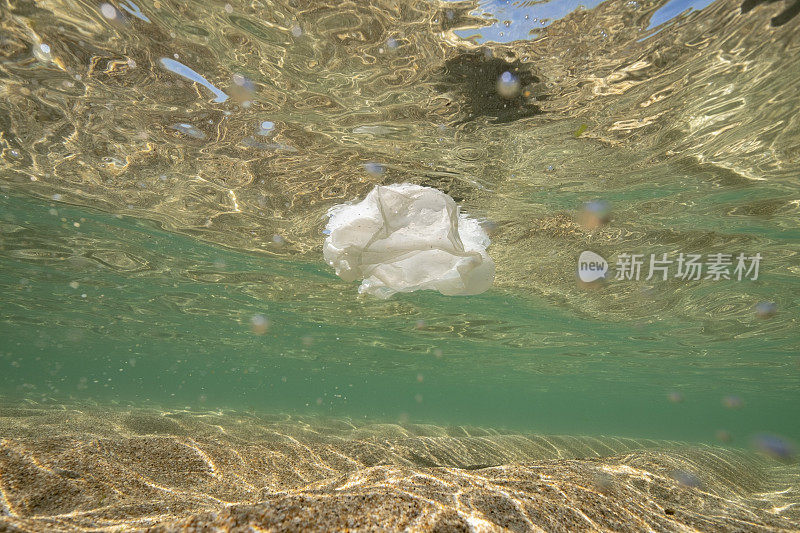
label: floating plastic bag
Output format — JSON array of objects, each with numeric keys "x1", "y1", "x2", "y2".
[{"x1": 323, "y1": 183, "x2": 495, "y2": 298}]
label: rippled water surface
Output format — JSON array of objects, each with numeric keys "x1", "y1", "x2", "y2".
[{"x1": 1, "y1": 0, "x2": 799, "y2": 450}]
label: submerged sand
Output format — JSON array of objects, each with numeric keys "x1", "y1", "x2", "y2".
[{"x1": 0, "y1": 404, "x2": 798, "y2": 532}]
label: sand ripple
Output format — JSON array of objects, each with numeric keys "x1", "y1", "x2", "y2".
[{"x1": 0, "y1": 405, "x2": 798, "y2": 532}]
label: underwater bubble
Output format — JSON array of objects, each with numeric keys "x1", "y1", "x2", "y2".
[
  {"x1": 257, "y1": 121, "x2": 275, "y2": 136},
  {"x1": 52, "y1": 193, "x2": 62, "y2": 201},
  {"x1": 755, "y1": 301, "x2": 777, "y2": 318},
  {"x1": 170, "y1": 123, "x2": 207, "y2": 140},
  {"x1": 585, "y1": 199, "x2": 610, "y2": 216},
  {"x1": 363, "y1": 162, "x2": 385, "y2": 176},
  {"x1": 272, "y1": 234, "x2": 286, "y2": 246},
  {"x1": 69, "y1": 281, "x2": 79, "y2": 289},
  {"x1": 33, "y1": 43, "x2": 52, "y2": 62},
  {"x1": 250, "y1": 314, "x2": 271, "y2": 335},
  {"x1": 100, "y1": 3, "x2": 121, "y2": 20},
  {"x1": 667, "y1": 391, "x2": 684, "y2": 403},
  {"x1": 386, "y1": 37, "x2": 398, "y2": 50},
  {"x1": 224, "y1": 3, "x2": 233, "y2": 13},
  {"x1": 593, "y1": 471, "x2": 615, "y2": 494},
  {"x1": 232, "y1": 73, "x2": 252, "y2": 89},
  {"x1": 671, "y1": 469, "x2": 702, "y2": 488},
  {"x1": 291, "y1": 25, "x2": 302, "y2": 37},
  {"x1": 231, "y1": 73, "x2": 255, "y2": 103},
  {"x1": 496, "y1": 71, "x2": 520, "y2": 98},
  {"x1": 578, "y1": 199, "x2": 611, "y2": 230},
  {"x1": 722, "y1": 395, "x2": 743, "y2": 409},
  {"x1": 752, "y1": 433, "x2": 796, "y2": 462}
]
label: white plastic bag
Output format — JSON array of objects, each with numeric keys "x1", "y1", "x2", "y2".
[{"x1": 323, "y1": 183, "x2": 495, "y2": 298}]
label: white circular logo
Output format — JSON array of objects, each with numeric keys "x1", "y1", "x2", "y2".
[{"x1": 578, "y1": 251, "x2": 608, "y2": 282}]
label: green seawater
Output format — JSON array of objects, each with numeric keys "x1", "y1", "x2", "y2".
[
  {"x1": 2, "y1": 192, "x2": 798, "y2": 444},
  {"x1": 1, "y1": 0, "x2": 799, "y2": 451}
]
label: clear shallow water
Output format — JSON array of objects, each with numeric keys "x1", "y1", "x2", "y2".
[{"x1": 0, "y1": 0, "x2": 799, "y2": 452}]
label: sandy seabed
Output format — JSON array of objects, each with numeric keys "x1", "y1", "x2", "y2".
[{"x1": 0, "y1": 403, "x2": 798, "y2": 532}]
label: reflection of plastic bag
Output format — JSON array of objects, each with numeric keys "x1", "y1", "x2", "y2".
[{"x1": 323, "y1": 183, "x2": 495, "y2": 298}]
